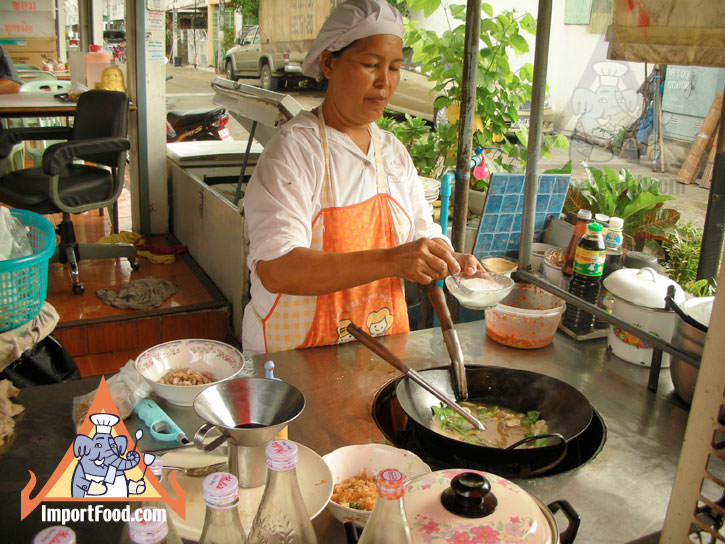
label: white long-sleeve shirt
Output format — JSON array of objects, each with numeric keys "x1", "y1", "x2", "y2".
[{"x1": 241, "y1": 111, "x2": 448, "y2": 354}]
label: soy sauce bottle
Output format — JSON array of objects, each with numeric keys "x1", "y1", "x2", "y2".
[{"x1": 562, "y1": 222, "x2": 606, "y2": 334}]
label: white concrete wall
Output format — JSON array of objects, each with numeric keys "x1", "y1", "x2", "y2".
[{"x1": 410, "y1": 0, "x2": 648, "y2": 138}]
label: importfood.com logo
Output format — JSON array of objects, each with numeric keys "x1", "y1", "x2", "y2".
[
  {"x1": 41, "y1": 503, "x2": 166, "y2": 526},
  {"x1": 20, "y1": 378, "x2": 185, "y2": 522}
]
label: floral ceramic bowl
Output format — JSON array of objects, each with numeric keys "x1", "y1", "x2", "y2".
[
  {"x1": 135, "y1": 339, "x2": 246, "y2": 406},
  {"x1": 322, "y1": 443, "x2": 431, "y2": 527}
]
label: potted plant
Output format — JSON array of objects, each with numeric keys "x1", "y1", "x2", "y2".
[{"x1": 563, "y1": 166, "x2": 680, "y2": 254}]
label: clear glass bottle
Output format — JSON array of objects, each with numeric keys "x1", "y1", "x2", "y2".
[
  {"x1": 358, "y1": 469, "x2": 413, "y2": 544},
  {"x1": 199, "y1": 472, "x2": 247, "y2": 544},
  {"x1": 33, "y1": 526, "x2": 76, "y2": 544},
  {"x1": 248, "y1": 440, "x2": 317, "y2": 544},
  {"x1": 126, "y1": 508, "x2": 170, "y2": 544},
  {"x1": 121, "y1": 457, "x2": 183, "y2": 544}
]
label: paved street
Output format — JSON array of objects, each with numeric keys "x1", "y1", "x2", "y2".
[
  {"x1": 165, "y1": 63, "x2": 323, "y2": 141},
  {"x1": 165, "y1": 63, "x2": 709, "y2": 228}
]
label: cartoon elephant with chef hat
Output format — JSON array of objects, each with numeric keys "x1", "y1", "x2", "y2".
[{"x1": 71, "y1": 413, "x2": 146, "y2": 498}]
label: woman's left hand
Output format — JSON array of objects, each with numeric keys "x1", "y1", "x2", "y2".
[{"x1": 454, "y1": 252, "x2": 484, "y2": 277}]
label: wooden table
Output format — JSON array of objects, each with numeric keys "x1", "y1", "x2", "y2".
[{"x1": 0, "y1": 92, "x2": 77, "y2": 119}]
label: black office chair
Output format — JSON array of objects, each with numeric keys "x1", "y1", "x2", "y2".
[{"x1": 0, "y1": 89, "x2": 138, "y2": 295}]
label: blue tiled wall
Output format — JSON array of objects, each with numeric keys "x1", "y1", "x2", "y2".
[{"x1": 472, "y1": 174, "x2": 570, "y2": 259}]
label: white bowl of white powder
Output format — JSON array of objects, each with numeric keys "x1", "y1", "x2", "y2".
[{"x1": 445, "y1": 272, "x2": 515, "y2": 310}]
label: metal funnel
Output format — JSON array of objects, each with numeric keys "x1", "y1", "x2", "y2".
[{"x1": 193, "y1": 378, "x2": 305, "y2": 487}]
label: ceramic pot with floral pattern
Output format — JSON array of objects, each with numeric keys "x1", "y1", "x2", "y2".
[{"x1": 403, "y1": 469, "x2": 579, "y2": 544}]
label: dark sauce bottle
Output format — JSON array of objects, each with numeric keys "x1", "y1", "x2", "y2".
[{"x1": 562, "y1": 222, "x2": 606, "y2": 334}]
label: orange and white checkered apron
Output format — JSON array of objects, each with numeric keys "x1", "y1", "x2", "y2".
[{"x1": 261, "y1": 109, "x2": 410, "y2": 352}]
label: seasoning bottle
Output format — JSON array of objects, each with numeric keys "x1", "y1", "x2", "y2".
[
  {"x1": 121, "y1": 457, "x2": 183, "y2": 544},
  {"x1": 561, "y1": 209, "x2": 593, "y2": 279},
  {"x1": 125, "y1": 508, "x2": 171, "y2": 544},
  {"x1": 595, "y1": 217, "x2": 624, "y2": 329},
  {"x1": 199, "y1": 472, "x2": 247, "y2": 544},
  {"x1": 33, "y1": 526, "x2": 76, "y2": 544},
  {"x1": 358, "y1": 469, "x2": 413, "y2": 544},
  {"x1": 248, "y1": 440, "x2": 317, "y2": 544},
  {"x1": 562, "y1": 222, "x2": 606, "y2": 334}
]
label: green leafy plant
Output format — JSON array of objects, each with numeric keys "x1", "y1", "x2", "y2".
[
  {"x1": 564, "y1": 166, "x2": 680, "y2": 252},
  {"x1": 378, "y1": 1, "x2": 568, "y2": 181},
  {"x1": 229, "y1": 0, "x2": 259, "y2": 23},
  {"x1": 662, "y1": 223, "x2": 717, "y2": 297}
]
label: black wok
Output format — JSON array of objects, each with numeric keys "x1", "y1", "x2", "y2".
[{"x1": 396, "y1": 365, "x2": 594, "y2": 475}]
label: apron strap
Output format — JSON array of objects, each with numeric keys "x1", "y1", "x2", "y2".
[{"x1": 315, "y1": 108, "x2": 389, "y2": 210}]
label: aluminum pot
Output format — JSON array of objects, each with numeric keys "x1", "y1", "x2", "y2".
[
  {"x1": 603, "y1": 267, "x2": 685, "y2": 367},
  {"x1": 404, "y1": 469, "x2": 579, "y2": 544},
  {"x1": 669, "y1": 297, "x2": 713, "y2": 404}
]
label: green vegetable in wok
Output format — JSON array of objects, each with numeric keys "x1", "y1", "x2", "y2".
[{"x1": 430, "y1": 402, "x2": 546, "y2": 448}]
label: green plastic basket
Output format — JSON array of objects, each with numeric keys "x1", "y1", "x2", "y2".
[{"x1": 0, "y1": 209, "x2": 56, "y2": 332}]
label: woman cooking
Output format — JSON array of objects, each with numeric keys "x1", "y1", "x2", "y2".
[{"x1": 242, "y1": 0, "x2": 482, "y2": 355}]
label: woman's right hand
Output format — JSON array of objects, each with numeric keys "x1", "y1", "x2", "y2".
[{"x1": 388, "y1": 238, "x2": 460, "y2": 284}]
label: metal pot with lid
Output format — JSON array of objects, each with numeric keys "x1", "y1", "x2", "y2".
[
  {"x1": 602, "y1": 267, "x2": 685, "y2": 367},
  {"x1": 403, "y1": 469, "x2": 579, "y2": 543}
]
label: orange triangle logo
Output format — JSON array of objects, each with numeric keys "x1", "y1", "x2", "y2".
[{"x1": 20, "y1": 377, "x2": 186, "y2": 519}]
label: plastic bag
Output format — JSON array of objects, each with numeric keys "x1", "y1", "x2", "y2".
[
  {"x1": 0, "y1": 335, "x2": 79, "y2": 388},
  {"x1": 72, "y1": 359, "x2": 152, "y2": 429},
  {"x1": 0, "y1": 207, "x2": 32, "y2": 260}
]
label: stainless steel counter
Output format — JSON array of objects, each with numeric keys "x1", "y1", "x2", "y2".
[
  {"x1": 1, "y1": 322, "x2": 689, "y2": 543},
  {"x1": 257, "y1": 321, "x2": 688, "y2": 544}
]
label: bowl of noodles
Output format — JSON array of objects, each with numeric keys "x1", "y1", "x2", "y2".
[
  {"x1": 135, "y1": 339, "x2": 247, "y2": 406},
  {"x1": 322, "y1": 443, "x2": 431, "y2": 527}
]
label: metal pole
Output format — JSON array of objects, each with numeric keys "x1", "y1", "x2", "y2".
[
  {"x1": 172, "y1": 2, "x2": 179, "y2": 65},
  {"x1": 517, "y1": 270, "x2": 702, "y2": 368},
  {"x1": 217, "y1": 0, "x2": 225, "y2": 71},
  {"x1": 450, "y1": 0, "x2": 481, "y2": 253},
  {"x1": 234, "y1": 120, "x2": 257, "y2": 206},
  {"x1": 519, "y1": 0, "x2": 553, "y2": 272},
  {"x1": 133, "y1": 0, "x2": 150, "y2": 235}
]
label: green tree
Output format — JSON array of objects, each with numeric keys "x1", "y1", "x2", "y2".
[
  {"x1": 380, "y1": 0, "x2": 568, "y2": 184},
  {"x1": 230, "y1": 0, "x2": 259, "y2": 23}
]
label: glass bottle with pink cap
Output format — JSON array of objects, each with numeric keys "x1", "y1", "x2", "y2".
[
  {"x1": 125, "y1": 508, "x2": 172, "y2": 544},
  {"x1": 32, "y1": 526, "x2": 76, "y2": 544},
  {"x1": 247, "y1": 440, "x2": 317, "y2": 544},
  {"x1": 358, "y1": 468, "x2": 413, "y2": 544},
  {"x1": 199, "y1": 472, "x2": 247, "y2": 544}
]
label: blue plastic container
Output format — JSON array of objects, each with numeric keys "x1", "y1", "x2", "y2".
[{"x1": 0, "y1": 209, "x2": 56, "y2": 332}]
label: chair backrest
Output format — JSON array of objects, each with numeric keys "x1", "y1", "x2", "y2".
[
  {"x1": 20, "y1": 79, "x2": 71, "y2": 93},
  {"x1": 72, "y1": 90, "x2": 129, "y2": 167}
]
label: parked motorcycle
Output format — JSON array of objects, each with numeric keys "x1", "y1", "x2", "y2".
[{"x1": 166, "y1": 107, "x2": 232, "y2": 142}]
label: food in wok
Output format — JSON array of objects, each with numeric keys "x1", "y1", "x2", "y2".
[{"x1": 430, "y1": 401, "x2": 548, "y2": 448}]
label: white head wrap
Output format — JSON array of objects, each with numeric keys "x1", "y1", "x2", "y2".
[{"x1": 301, "y1": 0, "x2": 404, "y2": 80}]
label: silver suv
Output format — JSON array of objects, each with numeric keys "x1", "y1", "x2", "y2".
[{"x1": 224, "y1": 26, "x2": 305, "y2": 91}]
